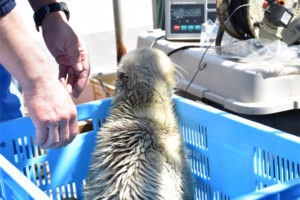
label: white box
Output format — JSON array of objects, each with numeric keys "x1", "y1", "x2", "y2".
[{"x1": 137, "y1": 29, "x2": 300, "y2": 115}]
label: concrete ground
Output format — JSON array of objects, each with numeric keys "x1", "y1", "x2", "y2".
[{"x1": 15, "y1": 0, "x2": 154, "y2": 75}]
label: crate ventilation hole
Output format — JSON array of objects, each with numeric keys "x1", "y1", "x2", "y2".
[
  {"x1": 254, "y1": 147, "x2": 300, "y2": 190},
  {"x1": 178, "y1": 118, "x2": 229, "y2": 200}
]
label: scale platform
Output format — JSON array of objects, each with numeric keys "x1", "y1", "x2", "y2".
[{"x1": 137, "y1": 29, "x2": 300, "y2": 116}]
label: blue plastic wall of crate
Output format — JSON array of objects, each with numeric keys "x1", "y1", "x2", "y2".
[{"x1": 0, "y1": 96, "x2": 300, "y2": 199}]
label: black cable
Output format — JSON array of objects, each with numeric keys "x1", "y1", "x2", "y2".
[
  {"x1": 226, "y1": 0, "x2": 254, "y2": 40},
  {"x1": 167, "y1": 45, "x2": 200, "y2": 57},
  {"x1": 160, "y1": 41, "x2": 213, "y2": 98},
  {"x1": 233, "y1": 0, "x2": 248, "y2": 37},
  {"x1": 183, "y1": 41, "x2": 214, "y2": 97},
  {"x1": 159, "y1": 44, "x2": 208, "y2": 97},
  {"x1": 232, "y1": 0, "x2": 253, "y2": 38},
  {"x1": 167, "y1": 2, "x2": 257, "y2": 97},
  {"x1": 215, "y1": 26, "x2": 225, "y2": 47},
  {"x1": 217, "y1": 1, "x2": 255, "y2": 46},
  {"x1": 150, "y1": 35, "x2": 166, "y2": 48},
  {"x1": 227, "y1": 0, "x2": 245, "y2": 39}
]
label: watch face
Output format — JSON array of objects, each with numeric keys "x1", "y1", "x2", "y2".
[{"x1": 60, "y1": 2, "x2": 70, "y2": 19}]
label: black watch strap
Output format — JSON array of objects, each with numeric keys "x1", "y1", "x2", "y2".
[{"x1": 33, "y1": 2, "x2": 69, "y2": 32}]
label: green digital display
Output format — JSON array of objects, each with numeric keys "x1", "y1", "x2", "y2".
[{"x1": 172, "y1": 7, "x2": 202, "y2": 18}]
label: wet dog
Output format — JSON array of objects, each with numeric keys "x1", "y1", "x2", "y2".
[{"x1": 84, "y1": 48, "x2": 193, "y2": 200}]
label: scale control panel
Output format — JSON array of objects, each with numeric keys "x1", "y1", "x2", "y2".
[
  {"x1": 165, "y1": 0, "x2": 216, "y2": 41},
  {"x1": 170, "y1": 4, "x2": 203, "y2": 34}
]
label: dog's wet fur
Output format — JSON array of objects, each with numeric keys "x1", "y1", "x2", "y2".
[{"x1": 84, "y1": 48, "x2": 194, "y2": 200}]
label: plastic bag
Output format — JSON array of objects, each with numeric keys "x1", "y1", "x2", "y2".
[
  {"x1": 215, "y1": 39, "x2": 300, "y2": 78},
  {"x1": 198, "y1": 18, "x2": 300, "y2": 78},
  {"x1": 199, "y1": 19, "x2": 220, "y2": 44}
]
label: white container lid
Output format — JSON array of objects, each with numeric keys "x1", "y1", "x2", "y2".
[{"x1": 137, "y1": 29, "x2": 300, "y2": 115}]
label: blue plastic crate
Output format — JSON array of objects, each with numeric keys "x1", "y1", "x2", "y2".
[{"x1": 0, "y1": 97, "x2": 300, "y2": 200}]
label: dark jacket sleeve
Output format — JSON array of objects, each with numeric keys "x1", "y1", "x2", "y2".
[{"x1": 0, "y1": 0, "x2": 16, "y2": 17}]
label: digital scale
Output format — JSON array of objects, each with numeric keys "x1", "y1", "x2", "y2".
[{"x1": 165, "y1": 0, "x2": 217, "y2": 41}]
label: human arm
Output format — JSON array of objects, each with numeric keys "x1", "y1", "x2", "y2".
[
  {"x1": 0, "y1": 8, "x2": 78, "y2": 148},
  {"x1": 28, "y1": 0, "x2": 90, "y2": 98}
]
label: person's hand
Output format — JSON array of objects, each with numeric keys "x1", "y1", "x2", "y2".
[
  {"x1": 23, "y1": 76, "x2": 78, "y2": 149},
  {"x1": 41, "y1": 12, "x2": 90, "y2": 98},
  {"x1": 0, "y1": 8, "x2": 79, "y2": 149}
]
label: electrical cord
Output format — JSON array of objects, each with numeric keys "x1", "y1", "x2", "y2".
[
  {"x1": 167, "y1": 45, "x2": 200, "y2": 56},
  {"x1": 182, "y1": 41, "x2": 214, "y2": 97},
  {"x1": 216, "y1": 2, "x2": 256, "y2": 46},
  {"x1": 215, "y1": 26, "x2": 225, "y2": 47},
  {"x1": 228, "y1": 0, "x2": 253, "y2": 39},
  {"x1": 164, "y1": 1, "x2": 256, "y2": 97},
  {"x1": 227, "y1": 0, "x2": 246, "y2": 39},
  {"x1": 150, "y1": 35, "x2": 166, "y2": 48},
  {"x1": 149, "y1": 34, "x2": 213, "y2": 97},
  {"x1": 148, "y1": 31, "x2": 213, "y2": 98},
  {"x1": 150, "y1": 2, "x2": 256, "y2": 97}
]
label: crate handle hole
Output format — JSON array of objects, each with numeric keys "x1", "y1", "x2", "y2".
[{"x1": 78, "y1": 119, "x2": 94, "y2": 134}]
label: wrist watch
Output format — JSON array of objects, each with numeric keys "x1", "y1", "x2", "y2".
[{"x1": 33, "y1": 2, "x2": 70, "y2": 32}]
